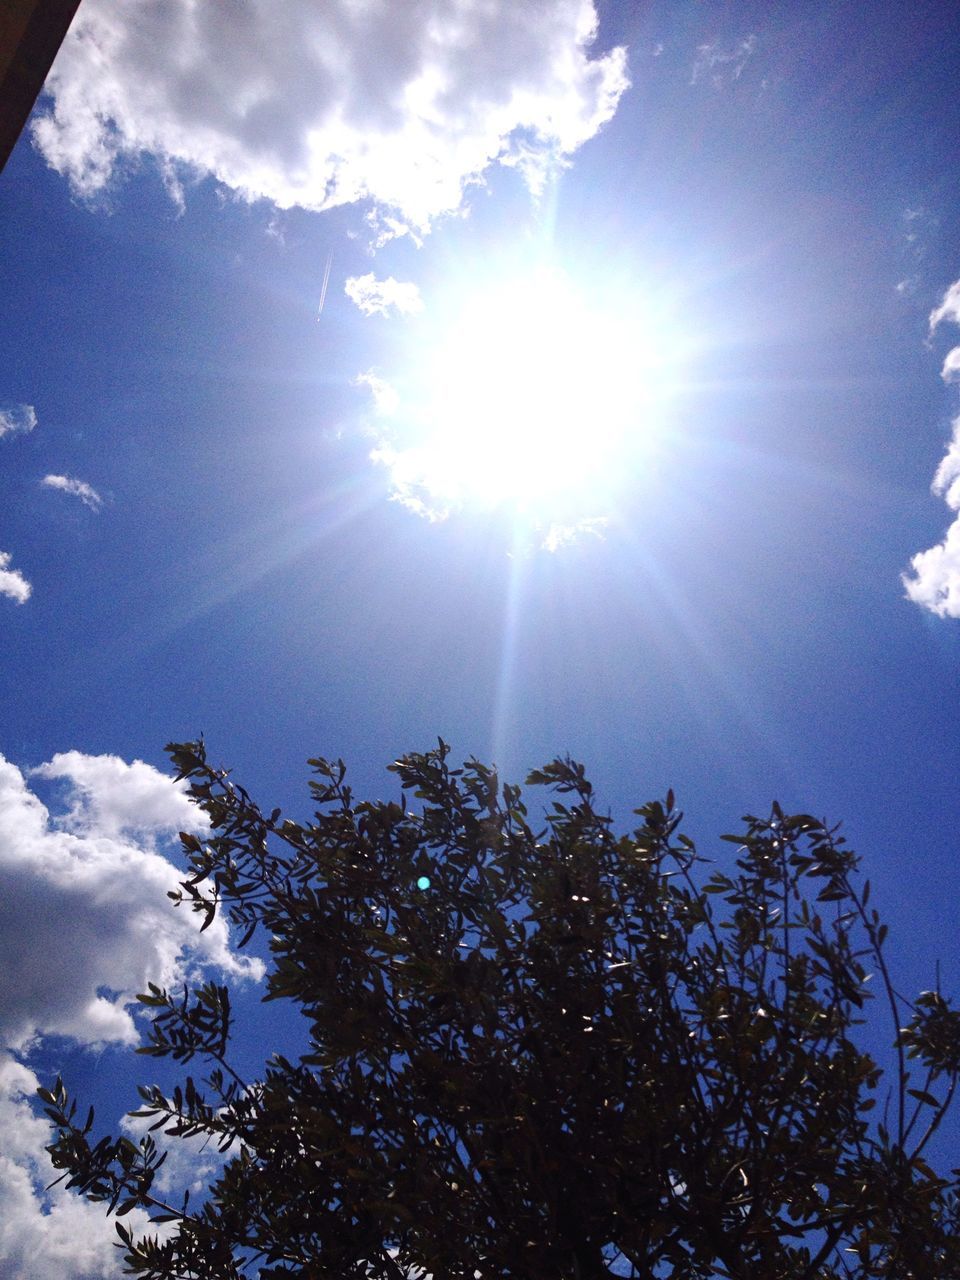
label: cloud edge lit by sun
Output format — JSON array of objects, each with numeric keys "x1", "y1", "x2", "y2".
[{"x1": 355, "y1": 261, "x2": 690, "y2": 548}]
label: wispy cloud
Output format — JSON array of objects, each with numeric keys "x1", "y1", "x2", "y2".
[
  {"x1": 894, "y1": 206, "x2": 937, "y2": 297},
  {"x1": 41, "y1": 473, "x2": 103, "y2": 511},
  {"x1": 903, "y1": 279, "x2": 960, "y2": 616},
  {"x1": 691, "y1": 35, "x2": 757, "y2": 87},
  {"x1": 33, "y1": 0, "x2": 628, "y2": 233},
  {"x1": 540, "y1": 516, "x2": 609, "y2": 553},
  {"x1": 0, "y1": 552, "x2": 31, "y2": 605},
  {"x1": 358, "y1": 376, "x2": 454, "y2": 524},
  {"x1": 345, "y1": 273, "x2": 424, "y2": 318},
  {"x1": 0, "y1": 403, "x2": 37, "y2": 439}
]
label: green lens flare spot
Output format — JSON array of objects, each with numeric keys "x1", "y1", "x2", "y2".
[{"x1": 416, "y1": 876, "x2": 431, "y2": 891}]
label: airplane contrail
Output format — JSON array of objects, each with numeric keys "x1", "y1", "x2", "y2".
[{"x1": 317, "y1": 251, "x2": 333, "y2": 320}]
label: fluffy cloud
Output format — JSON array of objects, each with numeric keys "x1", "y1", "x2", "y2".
[
  {"x1": 30, "y1": 751, "x2": 205, "y2": 843},
  {"x1": 904, "y1": 280, "x2": 960, "y2": 616},
  {"x1": 903, "y1": 520, "x2": 960, "y2": 617},
  {"x1": 903, "y1": 415, "x2": 960, "y2": 617},
  {"x1": 931, "y1": 280, "x2": 960, "y2": 382},
  {"x1": 354, "y1": 371, "x2": 401, "y2": 417},
  {"x1": 41, "y1": 474, "x2": 103, "y2": 511},
  {"x1": 32, "y1": 0, "x2": 628, "y2": 231},
  {"x1": 0, "y1": 750, "x2": 261, "y2": 1051},
  {"x1": 929, "y1": 279, "x2": 960, "y2": 331},
  {"x1": 0, "y1": 750, "x2": 263, "y2": 1278},
  {"x1": 929, "y1": 418, "x2": 960, "y2": 513},
  {"x1": 345, "y1": 273, "x2": 424, "y2": 318},
  {"x1": 0, "y1": 403, "x2": 37, "y2": 438},
  {"x1": 121, "y1": 1112, "x2": 223, "y2": 1200},
  {"x1": 0, "y1": 1054, "x2": 154, "y2": 1280},
  {"x1": 0, "y1": 551, "x2": 31, "y2": 604}
]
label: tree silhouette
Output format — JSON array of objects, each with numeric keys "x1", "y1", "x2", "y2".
[{"x1": 41, "y1": 739, "x2": 960, "y2": 1278}]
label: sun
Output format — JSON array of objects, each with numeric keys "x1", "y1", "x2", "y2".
[{"x1": 369, "y1": 262, "x2": 684, "y2": 527}]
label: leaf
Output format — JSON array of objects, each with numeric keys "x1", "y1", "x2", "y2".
[{"x1": 908, "y1": 1088, "x2": 940, "y2": 1107}]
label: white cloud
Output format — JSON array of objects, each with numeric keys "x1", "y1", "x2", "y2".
[
  {"x1": 0, "y1": 1054, "x2": 153, "y2": 1280},
  {"x1": 930, "y1": 279, "x2": 960, "y2": 331},
  {"x1": 931, "y1": 280, "x2": 960, "y2": 381},
  {"x1": 540, "y1": 515, "x2": 609, "y2": 552},
  {"x1": 0, "y1": 551, "x2": 31, "y2": 605},
  {"x1": 903, "y1": 516, "x2": 960, "y2": 618},
  {"x1": 345, "y1": 273, "x2": 423, "y2": 318},
  {"x1": 30, "y1": 751, "x2": 205, "y2": 843},
  {"x1": 904, "y1": 414, "x2": 960, "y2": 617},
  {"x1": 121, "y1": 1112, "x2": 222, "y2": 1200},
  {"x1": 0, "y1": 751, "x2": 262, "y2": 1052},
  {"x1": 363, "y1": 208, "x2": 426, "y2": 252},
  {"x1": 0, "y1": 750, "x2": 264, "y2": 1279},
  {"x1": 690, "y1": 35, "x2": 757, "y2": 87},
  {"x1": 355, "y1": 371, "x2": 401, "y2": 417},
  {"x1": 368, "y1": 437, "x2": 452, "y2": 525},
  {"x1": 930, "y1": 417, "x2": 960, "y2": 512},
  {"x1": 41, "y1": 474, "x2": 103, "y2": 512},
  {"x1": 905, "y1": 279, "x2": 960, "y2": 616},
  {"x1": 0, "y1": 403, "x2": 37, "y2": 439},
  {"x1": 32, "y1": 0, "x2": 629, "y2": 232}
]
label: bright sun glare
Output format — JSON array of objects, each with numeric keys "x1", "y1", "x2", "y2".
[{"x1": 372, "y1": 264, "x2": 685, "y2": 528}]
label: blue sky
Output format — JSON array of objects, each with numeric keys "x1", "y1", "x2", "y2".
[{"x1": 4, "y1": 2, "x2": 960, "y2": 1274}]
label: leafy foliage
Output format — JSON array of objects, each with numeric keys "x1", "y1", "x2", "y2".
[{"x1": 42, "y1": 740, "x2": 960, "y2": 1278}]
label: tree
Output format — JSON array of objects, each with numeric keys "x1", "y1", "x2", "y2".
[{"x1": 41, "y1": 739, "x2": 960, "y2": 1279}]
